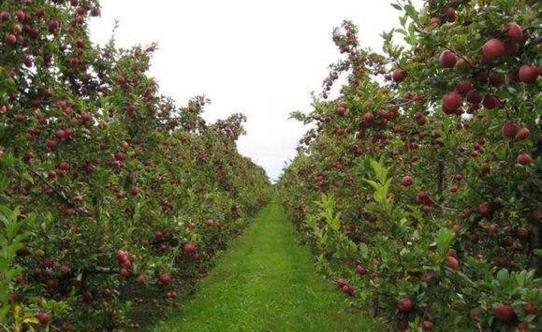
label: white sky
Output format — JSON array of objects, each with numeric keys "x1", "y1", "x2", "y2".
[{"x1": 89, "y1": 0, "x2": 422, "y2": 181}]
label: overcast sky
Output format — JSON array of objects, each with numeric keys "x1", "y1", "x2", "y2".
[{"x1": 89, "y1": 0, "x2": 422, "y2": 181}]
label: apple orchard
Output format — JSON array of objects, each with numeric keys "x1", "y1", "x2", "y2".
[{"x1": 1, "y1": 0, "x2": 542, "y2": 331}]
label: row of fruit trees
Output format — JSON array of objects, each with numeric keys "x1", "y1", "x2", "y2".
[
  {"x1": 279, "y1": 0, "x2": 541, "y2": 331},
  {"x1": 0, "y1": 0, "x2": 271, "y2": 330}
]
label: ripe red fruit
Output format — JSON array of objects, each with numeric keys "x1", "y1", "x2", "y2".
[
  {"x1": 0, "y1": 12, "x2": 10, "y2": 22},
  {"x1": 355, "y1": 264, "x2": 367, "y2": 276},
  {"x1": 479, "y1": 202, "x2": 491, "y2": 217},
  {"x1": 55, "y1": 129, "x2": 68, "y2": 140},
  {"x1": 445, "y1": 7, "x2": 456, "y2": 22},
  {"x1": 183, "y1": 242, "x2": 196, "y2": 254},
  {"x1": 392, "y1": 69, "x2": 407, "y2": 83},
  {"x1": 397, "y1": 320, "x2": 409, "y2": 331},
  {"x1": 36, "y1": 312, "x2": 51, "y2": 325},
  {"x1": 445, "y1": 255, "x2": 459, "y2": 270},
  {"x1": 15, "y1": 10, "x2": 26, "y2": 22},
  {"x1": 119, "y1": 268, "x2": 130, "y2": 278},
  {"x1": 114, "y1": 151, "x2": 126, "y2": 161},
  {"x1": 439, "y1": 50, "x2": 457, "y2": 68},
  {"x1": 81, "y1": 112, "x2": 92, "y2": 122},
  {"x1": 416, "y1": 191, "x2": 431, "y2": 206},
  {"x1": 489, "y1": 73, "x2": 505, "y2": 87},
  {"x1": 401, "y1": 176, "x2": 413, "y2": 187},
  {"x1": 335, "y1": 102, "x2": 348, "y2": 116},
  {"x1": 159, "y1": 273, "x2": 171, "y2": 285},
  {"x1": 442, "y1": 92, "x2": 463, "y2": 114},
  {"x1": 102, "y1": 288, "x2": 112, "y2": 299},
  {"x1": 4, "y1": 33, "x2": 17, "y2": 44},
  {"x1": 397, "y1": 297, "x2": 414, "y2": 313},
  {"x1": 482, "y1": 39, "x2": 505, "y2": 61},
  {"x1": 455, "y1": 80, "x2": 473, "y2": 95},
  {"x1": 482, "y1": 95, "x2": 500, "y2": 109},
  {"x1": 46, "y1": 139, "x2": 59, "y2": 150},
  {"x1": 516, "y1": 153, "x2": 532, "y2": 166},
  {"x1": 505, "y1": 22, "x2": 524, "y2": 42},
  {"x1": 516, "y1": 128, "x2": 530, "y2": 140},
  {"x1": 466, "y1": 90, "x2": 483, "y2": 104},
  {"x1": 362, "y1": 112, "x2": 374, "y2": 124},
  {"x1": 421, "y1": 320, "x2": 434, "y2": 331},
  {"x1": 518, "y1": 65, "x2": 538, "y2": 82},
  {"x1": 501, "y1": 121, "x2": 518, "y2": 139},
  {"x1": 523, "y1": 302, "x2": 537, "y2": 315},
  {"x1": 116, "y1": 250, "x2": 130, "y2": 263},
  {"x1": 415, "y1": 112, "x2": 426, "y2": 126},
  {"x1": 494, "y1": 303, "x2": 516, "y2": 322},
  {"x1": 58, "y1": 161, "x2": 69, "y2": 171},
  {"x1": 128, "y1": 186, "x2": 140, "y2": 196},
  {"x1": 341, "y1": 284, "x2": 354, "y2": 296},
  {"x1": 47, "y1": 170, "x2": 57, "y2": 179},
  {"x1": 48, "y1": 19, "x2": 60, "y2": 33}
]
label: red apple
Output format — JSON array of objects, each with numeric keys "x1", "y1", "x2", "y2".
[
  {"x1": 482, "y1": 95, "x2": 500, "y2": 109},
  {"x1": 501, "y1": 121, "x2": 518, "y2": 139},
  {"x1": 183, "y1": 242, "x2": 196, "y2": 254},
  {"x1": 516, "y1": 153, "x2": 532, "y2": 165},
  {"x1": 341, "y1": 284, "x2": 354, "y2": 296},
  {"x1": 36, "y1": 312, "x2": 51, "y2": 325},
  {"x1": 392, "y1": 69, "x2": 407, "y2": 83},
  {"x1": 401, "y1": 176, "x2": 413, "y2": 187},
  {"x1": 518, "y1": 65, "x2": 538, "y2": 82},
  {"x1": 355, "y1": 264, "x2": 367, "y2": 276},
  {"x1": 397, "y1": 320, "x2": 409, "y2": 331},
  {"x1": 439, "y1": 50, "x2": 457, "y2": 68},
  {"x1": 479, "y1": 202, "x2": 491, "y2": 217},
  {"x1": 494, "y1": 303, "x2": 516, "y2": 322},
  {"x1": 505, "y1": 22, "x2": 524, "y2": 42},
  {"x1": 4, "y1": 33, "x2": 17, "y2": 44},
  {"x1": 445, "y1": 255, "x2": 459, "y2": 270},
  {"x1": 58, "y1": 161, "x2": 69, "y2": 171},
  {"x1": 48, "y1": 19, "x2": 60, "y2": 33},
  {"x1": 482, "y1": 38, "x2": 505, "y2": 61},
  {"x1": 455, "y1": 79, "x2": 473, "y2": 95},
  {"x1": 397, "y1": 297, "x2": 414, "y2": 313},
  {"x1": 466, "y1": 90, "x2": 483, "y2": 104},
  {"x1": 524, "y1": 302, "x2": 537, "y2": 315},
  {"x1": 516, "y1": 128, "x2": 530, "y2": 140},
  {"x1": 442, "y1": 92, "x2": 463, "y2": 114},
  {"x1": 159, "y1": 272, "x2": 171, "y2": 285},
  {"x1": 362, "y1": 112, "x2": 374, "y2": 124},
  {"x1": 421, "y1": 320, "x2": 433, "y2": 331}
]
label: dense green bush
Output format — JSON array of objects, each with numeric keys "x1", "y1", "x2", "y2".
[
  {"x1": 0, "y1": 0, "x2": 270, "y2": 330},
  {"x1": 279, "y1": 0, "x2": 541, "y2": 330}
]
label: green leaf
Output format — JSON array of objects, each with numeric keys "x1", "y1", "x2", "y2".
[
  {"x1": 436, "y1": 228, "x2": 454, "y2": 256},
  {"x1": 359, "y1": 243, "x2": 369, "y2": 259}
]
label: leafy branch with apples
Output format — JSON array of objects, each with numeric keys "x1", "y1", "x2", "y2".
[{"x1": 279, "y1": 0, "x2": 541, "y2": 330}]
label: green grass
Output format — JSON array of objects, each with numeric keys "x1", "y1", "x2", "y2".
[{"x1": 151, "y1": 201, "x2": 385, "y2": 332}]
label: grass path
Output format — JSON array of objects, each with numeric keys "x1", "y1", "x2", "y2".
[{"x1": 151, "y1": 201, "x2": 384, "y2": 332}]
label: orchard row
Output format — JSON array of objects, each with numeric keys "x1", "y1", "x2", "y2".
[
  {"x1": 0, "y1": 0, "x2": 270, "y2": 330},
  {"x1": 279, "y1": 0, "x2": 541, "y2": 331}
]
